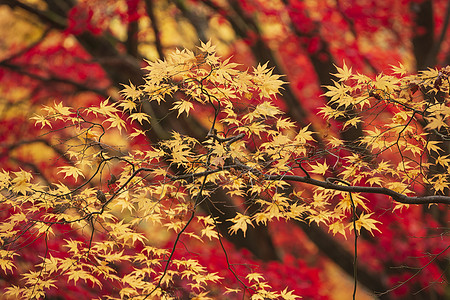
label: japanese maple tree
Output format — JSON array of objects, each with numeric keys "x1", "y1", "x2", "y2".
[{"x1": 0, "y1": 1, "x2": 449, "y2": 299}]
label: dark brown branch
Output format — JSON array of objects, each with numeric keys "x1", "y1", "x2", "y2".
[
  {"x1": 412, "y1": 0, "x2": 435, "y2": 69},
  {"x1": 173, "y1": 0, "x2": 208, "y2": 41},
  {"x1": 269, "y1": 175, "x2": 450, "y2": 205},
  {"x1": 125, "y1": 2, "x2": 139, "y2": 58},
  {"x1": 0, "y1": 28, "x2": 50, "y2": 62},
  {"x1": 144, "y1": 0, "x2": 164, "y2": 60},
  {"x1": 2, "y1": 0, "x2": 66, "y2": 29},
  {"x1": 169, "y1": 166, "x2": 450, "y2": 205},
  {"x1": 297, "y1": 222, "x2": 391, "y2": 299},
  {"x1": 428, "y1": 0, "x2": 450, "y2": 66},
  {"x1": 0, "y1": 61, "x2": 110, "y2": 97}
]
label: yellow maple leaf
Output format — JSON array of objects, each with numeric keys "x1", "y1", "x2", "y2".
[
  {"x1": 4, "y1": 285, "x2": 22, "y2": 298},
  {"x1": 227, "y1": 213, "x2": 253, "y2": 237},
  {"x1": 332, "y1": 61, "x2": 352, "y2": 81},
  {"x1": 343, "y1": 116, "x2": 361, "y2": 129},
  {"x1": 253, "y1": 101, "x2": 282, "y2": 118},
  {"x1": 106, "y1": 113, "x2": 127, "y2": 133},
  {"x1": 224, "y1": 287, "x2": 241, "y2": 295},
  {"x1": 390, "y1": 62, "x2": 408, "y2": 76},
  {"x1": 197, "y1": 39, "x2": 217, "y2": 54},
  {"x1": 30, "y1": 114, "x2": 52, "y2": 128},
  {"x1": 322, "y1": 80, "x2": 349, "y2": 103},
  {"x1": 424, "y1": 115, "x2": 447, "y2": 131},
  {"x1": 120, "y1": 81, "x2": 142, "y2": 100},
  {"x1": 128, "y1": 112, "x2": 150, "y2": 125},
  {"x1": 352, "y1": 212, "x2": 382, "y2": 236},
  {"x1": 328, "y1": 221, "x2": 347, "y2": 239},
  {"x1": 327, "y1": 136, "x2": 344, "y2": 147},
  {"x1": 426, "y1": 140, "x2": 442, "y2": 154},
  {"x1": 171, "y1": 100, "x2": 194, "y2": 117},
  {"x1": 118, "y1": 99, "x2": 137, "y2": 113},
  {"x1": 57, "y1": 166, "x2": 85, "y2": 182},
  {"x1": 0, "y1": 250, "x2": 17, "y2": 273},
  {"x1": 246, "y1": 272, "x2": 265, "y2": 283},
  {"x1": 295, "y1": 125, "x2": 315, "y2": 144},
  {"x1": 280, "y1": 287, "x2": 302, "y2": 300},
  {"x1": 200, "y1": 225, "x2": 219, "y2": 240},
  {"x1": 54, "y1": 101, "x2": 72, "y2": 116},
  {"x1": 432, "y1": 174, "x2": 449, "y2": 193},
  {"x1": 310, "y1": 161, "x2": 329, "y2": 175},
  {"x1": 276, "y1": 117, "x2": 296, "y2": 130}
]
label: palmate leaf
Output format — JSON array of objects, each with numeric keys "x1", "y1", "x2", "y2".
[
  {"x1": 30, "y1": 114, "x2": 52, "y2": 128},
  {"x1": 332, "y1": 61, "x2": 352, "y2": 81},
  {"x1": 390, "y1": 62, "x2": 408, "y2": 75},
  {"x1": 8, "y1": 39, "x2": 450, "y2": 299},
  {"x1": 227, "y1": 213, "x2": 254, "y2": 237},
  {"x1": 171, "y1": 100, "x2": 194, "y2": 117},
  {"x1": 352, "y1": 212, "x2": 382, "y2": 236},
  {"x1": 309, "y1": 161, "x2": 329, "y2": 175},
  {"x1": 57, "y1": 166, "x2": 85, "y2": 182},
  {"x1": 128, "y1": 112, "x2": 150, "y2": 125}
]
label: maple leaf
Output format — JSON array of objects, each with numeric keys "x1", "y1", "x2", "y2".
[
  {"x1": 57, "y1": 166, "x2": 85, "y2": 182},
  {"x1": 390, "y1": 62, "x2": 408, "y2": 75},
  {"x1": 252, "y1": 62, "x2": 285, "y2": 98},
  {"x1": 105, "y1": 113, "x2": 127, "y2": 133},
  {"x1": 435, "y1": 154, "x2": 450, "y2": 167},
  {"x1": 200, "y1": 226, "x2": 219, "y2": 240},
  {"x1": 343, "y1": 116, "x2": 361, "y2": 129},
  {"x1": 31, "y1": 114, "x2": 52, "y2": 128},
  {"x1": 424, "y1": 115, "x2": 447, "y2": 131},
  {"x1": 309, "y1": 161, "x2": 329, "y2": 175},
  {"x1": 197, "y1": 39, "x2": 216, "y2": 54},
  {"x1": 11, "y1": 169, "x2": 33, "y2": 194},
  {"x1": 118, "y1": 99, "x2": 137, "y2": 113},
  {"x1": 332, "y1": 61, "x2": 352, "y2": 81},
  {"x1": 253, "y1": 101, "x2": 282, "y2": 118},
  {"x1": 276, "y1": 117, "x2": 296, "y2": 130},
  {"x1": 4, "y1": 285, "x2": 22, "y2": 299},
  {"x1": 67, "y1": 269, "x2": 101, "y2": 287},
  {"x1": 91, "y1": 99, "x2": 118, "y2": 116},
  {"x1": 426, "y1": 140, "x2": 442, "y2": 154},
  {"x1": 53, "y1": 101, "x2": 72, "y2": 116},
  {"x1": 353, "y1": 212, "x2": 382, "y2": 236},
  {"x1": 227, "y1": 213, "x2": 254, "y2": 237},
  {"x1": 171, "y1": 100, "x2": 194, "y2": 117},
  {"x1": 295, "y1": 125, "x2": 315, "y2": 144},
  {"x1": 322, "y1": 80, "x2": 350, "y2": 103},
  {"x1": 431, "y1": 174, "x2": 449, "y2": 193},
  {"x1": 246, "y1": 272, "x2": 265, "y2": 283},
  {"x1": 328, "y1": 221, "x2": 347, "y2": 239},
  {"x1": 0, "y1": 250, "x2": 17, "y2": 273},
  {"x1": 36, "y1": 254, "x2": 59, "y2": 275},
  {"x1": 351, "y1": 72, "x2": 372, "y2": 84},
  {"x1": 307, "y1": 209, "x2": 335, "y2": 226},
  {"x1": 120, "y1": 81, "x2": 142, "y2": 100},
  {"x1": 130, "y1": 129, "x2": 147, "y2": 138},
  {"x1": 128, "y1": 112, "x2": 150, "y2": 125},
  {"x1": 366, "y1": 176, "x2": 383, "y2": 186},
  {"x1": 280, "y1": 287, "x2": 302, "y2": 300},
  {"x1": 224, "y1": 287, "x2": 241, "y2": 295}
]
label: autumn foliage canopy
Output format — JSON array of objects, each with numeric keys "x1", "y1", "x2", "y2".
[{"x1": 0, "y1": 1, "x2": 449, "y2": 300}]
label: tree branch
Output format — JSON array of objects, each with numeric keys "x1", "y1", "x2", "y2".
[
  {"x1": 2, "y1": 0, "x2": 66, "y2": 29},
  {"x1": 169, "y1": 166, "x2": 450, "y2": 205},
  {"x1": 0, "y1": 61, "x2": 109, "y2": 97},
  {"x1": 144, "y1": 0, "x2": 164, "y2": 60}
]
